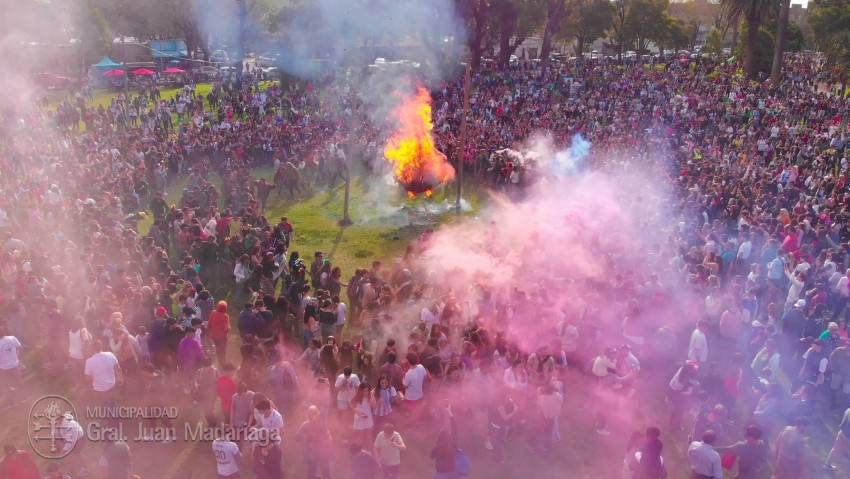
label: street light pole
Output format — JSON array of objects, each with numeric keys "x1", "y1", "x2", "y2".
[
  {"x1": 455, "y1": 51, "x2": 471, "y2": 215},
  {"x1": 122, "y1": 35, "x2": 129, "y2": 100},
  {"x1": 340, "y1": 79, "x2": 355, "y2": 226}
]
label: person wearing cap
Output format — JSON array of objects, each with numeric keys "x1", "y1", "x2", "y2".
[{"x1": 779, "y1": 301, "x2": 806, "y2": 359}]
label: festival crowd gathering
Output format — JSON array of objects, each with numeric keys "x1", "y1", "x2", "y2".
[{"x1": 2, "y1": 43, "x2": 850, "y2": 479}]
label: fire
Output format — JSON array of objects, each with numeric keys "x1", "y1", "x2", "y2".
[{"x1": 384, "y1": 86, "x2": 455, "y2": 198}]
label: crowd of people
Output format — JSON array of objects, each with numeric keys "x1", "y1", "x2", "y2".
[{"x1": 1, "y1": 49, "x2": 850, "y2": 479}]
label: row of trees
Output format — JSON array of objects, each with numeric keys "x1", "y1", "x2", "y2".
[
  {"x1": 60, "y1": 0, "x2": 837, "y2": 82},
  {"x1": 457, "y1": 0, "x2": 699, "y2": 70}
]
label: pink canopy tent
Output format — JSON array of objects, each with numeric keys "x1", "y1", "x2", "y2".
[
  {"x1": 102, "y1": 69, "x2": 125, "y2": 77},
  {"x1": 163, "y1": 67, "x2": 185, "y2": 74},
  {"x1": 131, "y1": 68, "x2": 156, "y2": 75}
]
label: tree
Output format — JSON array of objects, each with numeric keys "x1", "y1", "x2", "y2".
[
  {"x1": 622, "y1": 0, "x2": 670, "y2": 53},
  {"x1": 720, "y1": 0, "x2": 773, "y2": 79},
  {"x1": 809, "y1": 0, "x2": 850, "y2": 74},
  {"x1": 456, "y1": 0, "x2": 490, "y2": 70},
  {"x1": 567, "y1": 0, "x2": 615, "y2": 56},
  {"x1": 702, "y1": 27, "x2": 725, "y2": 56},
  {"x1": 490, "y1": 0, "x2": 546, "y2": 68},
  {"x1": 540, "y1": 0, "x2": 571, "y2": 68},
  {"x1": 75, "y1": 0, "x2": 112, "y2": 66},
  {"x1": 736, "y1": 24, "x2": 774, "y2": 78},
  {"x1": 770, "y1": 0, "x2": 791, "y2": 83},
  {"x1": 609, "y1": 0, "x2": 631, "y2": 59}
]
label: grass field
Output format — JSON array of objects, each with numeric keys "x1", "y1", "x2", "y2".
[{"x1": 13, "y1": 84, "x2": 847, "y2": 479}]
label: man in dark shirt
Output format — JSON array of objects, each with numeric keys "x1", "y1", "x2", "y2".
[
  {"x1": 378, "y1": 351, "x2": 404, "y2": 392},
  {"x1": 349, "y1": 443, "x2": 379, "y2": 479},
  {"x1": 238, "y1": 303, "x2": 264, "y2": 338}
]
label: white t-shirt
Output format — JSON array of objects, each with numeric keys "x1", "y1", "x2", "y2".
[
  {"x1": 420, "y1": 308, "x2": 439, "y2": 328},
  {"x1": 212, "y1": 439, "x2": 241, "y2": 475},
  {"x1": 688, "y1": 329, "x2": 708, "y2": 363},
  {"x1": 84, "y1": 352, "x2": 119, "y2": 391},
  {"x1": 258, "y1": 410, "x2": 284, "y2": 443},
  {"x1": 0, "y1": 336, "x2": 22, "y2": 369},
  {"x1": 60, "y1": 418, "x2": 85, "y2": 453},
  {"x1": 403, "y1": 364, "x2": 428, "y2": 401},
  {"x1": 335, "y1": 302, "x2": 347, "y2": 326}
]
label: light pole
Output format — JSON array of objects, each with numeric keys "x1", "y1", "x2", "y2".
[
  {"x1": 455, "y1": 51, "x2": 471, "y2": 215},
  {"x1": 122, "y1": 35, "x2": 129, "y2": 100},
  {"x1": 340, "y1": 76, "x2": 356, "y2": 226}
]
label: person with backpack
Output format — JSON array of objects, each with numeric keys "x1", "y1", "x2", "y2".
[{"x1": 430, "y1": 401, "x2": 462, "y2": 478}]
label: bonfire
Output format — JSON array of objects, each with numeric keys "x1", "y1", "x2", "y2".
[{"x1": 384, "y1": 86, "x2": 455, "y2": 198}]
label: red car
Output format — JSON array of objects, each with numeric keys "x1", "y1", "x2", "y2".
[{"x1": 32, "y1": 73, "x2": 74, "y2": 90}]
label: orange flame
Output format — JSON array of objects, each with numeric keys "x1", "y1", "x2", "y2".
[{"x1": 384, "y1": 86, "x2": 455, "y2": 198}]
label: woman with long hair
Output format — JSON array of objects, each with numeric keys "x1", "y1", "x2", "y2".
[
  {"x1": 372, "y1": 375, "x2": 398, "y2": 434},
  {"x1": 351, "y1": 382, "x2": 375, "y2": 447},
  {"x1": 326, "y1": 266, "x2": 346, "y2": 297},
  {"x1": 234, "y1": 254, "x2": 251, "y2": 284}
]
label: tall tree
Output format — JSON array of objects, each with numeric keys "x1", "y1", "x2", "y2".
[
  {"x1": 609, "y1": 0, "x2": 631, "y2": 59},
  {"x1": 720, "y1": 0, "x2": 773, "y2": 79},
  {"x1": 540, "y1": 0, "x2": 570, "y2": 68},
  {"x1": 622, "y1": 0, "x2": 670, "y2": 53},
  {"x1": 490, "y1": 0, "x2": 546, "y2": 68},
  {"x1": 456, "y1": 0, "x2": 490, "y2": 69},
  {"x1": 567, "y1": 0, "x2": 615, "y2": 57},
  {"x1": 770, "y1": 0, "x2": 791, "y2": 83}
]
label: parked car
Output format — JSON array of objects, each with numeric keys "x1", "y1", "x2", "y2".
[
  {"x1": 194, "y1": 66, "x2": 220, "y2": 79},
  {"x1": 32, "y1": 73, "x2": 74, "y2": 90}
]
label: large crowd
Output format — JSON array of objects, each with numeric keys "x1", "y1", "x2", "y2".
[{"x1": 0, "y1": 51, "x2": 850, "y2": 479}]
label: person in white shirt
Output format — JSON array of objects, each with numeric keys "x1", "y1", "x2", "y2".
[
  {"x1": 688, "y1": 430, "x2": 723, "y2": 479},
  {"x1": 0, "y1": 323, "x2": 23, "y2": 408},
  {"x1": 335, "y1": 367, "x2": 361, "y2": 411},
  {"x1": 334, "y1": 296, "x2": 346, "y2": 338},
  {"x1": 58, "y1": 413, "x2": 90, "y2": 475},
  {"x1": 254, "y1": 399, "x2": 284, "y2": 446},
  {"x1": 688, "y1": 321, "x2": 709, "y2": 364},
  {"x1": 402, "y1": 353, "x2": 430, "y2": 420},
  {"x1": 84, "y1": 340, "x2": 123, "y2": 404},
  {"x1": 212, "y1": 429, "x2": 242, "y2": 479}
]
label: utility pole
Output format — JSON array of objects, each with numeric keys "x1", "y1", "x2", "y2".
[
  {"x1": 455, "y1": 51, "x2": 471, "y2": 215},
  {"x1": 122, "y1": 35, "x2": 129, "y2": 100},
  {"x1": 340, "y1": 75, "x2": 355, "y2": 226}
]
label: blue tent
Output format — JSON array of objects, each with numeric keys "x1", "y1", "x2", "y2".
[{"x1": 90, "y1": 57, "x2": 123, "y2": 86}]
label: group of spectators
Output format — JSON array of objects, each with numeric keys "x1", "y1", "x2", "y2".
[{"x1": 1, "y1": 49, "x2": 850, "y2": 479}]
